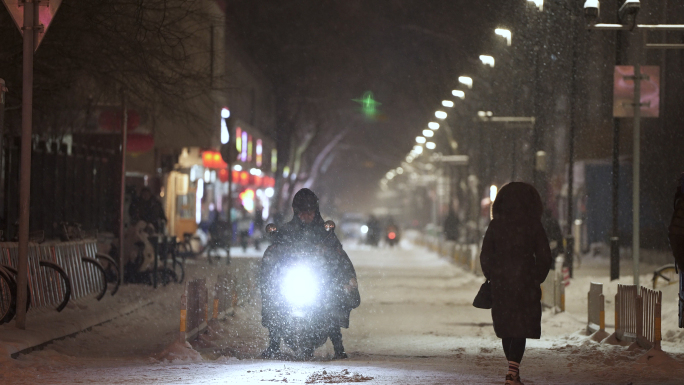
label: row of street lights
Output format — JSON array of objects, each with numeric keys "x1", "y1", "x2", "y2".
[{"x1": 382, "y1": 1, "x2": 547, "y2": 231}]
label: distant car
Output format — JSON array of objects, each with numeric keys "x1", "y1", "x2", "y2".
[{"x1": 339, "y1": 212, "x2": 366, "y2": 241}]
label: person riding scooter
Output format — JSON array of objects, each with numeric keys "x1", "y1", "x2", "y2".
[{"x1": 260, "y1": 188, "x2": 360, "y2": 360}]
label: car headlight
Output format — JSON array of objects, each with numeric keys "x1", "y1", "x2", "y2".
[{"x1": 281, "y1": 266, "x2": 318, "y2": 307}]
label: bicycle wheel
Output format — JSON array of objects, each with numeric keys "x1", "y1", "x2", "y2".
[
  {"x1": 0, "y1": 267, "x2": 17, "y2": 324},
  {"x1": 652, "y1": 264, "x2": 679, "y2": 289}
]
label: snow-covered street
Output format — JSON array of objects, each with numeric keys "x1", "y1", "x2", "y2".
[{"x1": 1, "y1": 240, "x2": 684, "y2": 384}]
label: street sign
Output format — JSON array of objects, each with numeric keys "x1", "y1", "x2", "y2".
[{"x1": 2, "y1": 0, "x2": 62, "y2": 51}]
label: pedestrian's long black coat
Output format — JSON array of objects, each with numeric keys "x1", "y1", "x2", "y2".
[
  {"x1": 260, "y1": 213, "x2": 360, "y2": 329},
  {"x1": 480, "y1": 182, "x2": 552, "y2": 339}
]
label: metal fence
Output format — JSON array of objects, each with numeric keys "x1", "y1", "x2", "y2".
[
  {"x1": 541, "y1": 268, "x2": 565, "y2": 313},
  {"x1": 615, "y1": 284, "x2": 662, "y2": 349},
  {"x1": 0, "y1": 240, "x2": 117, "y2": 324},
  {"x1": 615, "y1": 284, "x2": 639, "y2": 342},
  {"x1": 2, "y1": 139, "x2": 119, "y2": 241}
]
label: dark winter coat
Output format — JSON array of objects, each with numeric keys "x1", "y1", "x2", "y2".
[
  {"x1": 260, "y1": 213, "x2": 360, "y2": 330},
  {"x1": 480, "y1": 182, "x2": 552, "y2": 339}
]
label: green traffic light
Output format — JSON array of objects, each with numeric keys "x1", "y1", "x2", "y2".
[{"x1": 353, "y1": 91, "x2": 381, "y2": 119}]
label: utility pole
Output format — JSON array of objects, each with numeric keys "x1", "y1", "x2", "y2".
[
  {"x1": 15, "y1": 0, "x2": 37, "y2": 330},
  {"x1": 628, "y1": 63, "x2": 646, "y2": 287},
  {"x1": 119, "y1": 92, "x2": 128, "y2": 286},
  {"x1": 610, "y1": 28, "x2": 623, "y2": 282}
]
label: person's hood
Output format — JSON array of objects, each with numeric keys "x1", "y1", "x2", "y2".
[{"x1": 491, "y1": 182, "x2": 543, "y2": 221}]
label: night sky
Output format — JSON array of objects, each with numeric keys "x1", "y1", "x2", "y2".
[{"x1": 225, "y1": 1, "x2": 500, "y2": 213}]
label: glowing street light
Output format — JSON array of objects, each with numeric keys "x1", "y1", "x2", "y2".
[
  {"x1": 442, "y1": 100, "x2": 454, "y2": 108},
  {"x1": 528, "y1": 0, "x2": 543, "y2": 11},
  {"x1": 458, "y1": 76, "x2": 473, "y2": 89},
  {"x1": 452, "y1": 90, "x2": 465, "y2": 99},
  {"x1": 479, "y1": 55, "x2": 495, "y2": 67},
  {"x1": 428, "y1": 122, "x2": 440, "y2": 130},
  {"x1": 490, "y1": 185, "x2": 498, "y2": 201},
  {"x1": 413, "y1": 145, "x2": 423, "y2": 154},
  {"x1": 416, "y1": 136, "x2": 426, "y2": 144},
  {"x1": 425, "y1": 142, "x2": 436, "y2": 150},
  {"x1": 495, "y1": 28, "x2": 512, "y2": 46},
  {"x1": 396, "y1": 167, "x2": 404, "y2": 174},
  {"x1": 422, "y1": 129, "x2": 434, "y2": 137},
  {"x1": 435, "y1": 110, "x2": 447, "y2": 119}
]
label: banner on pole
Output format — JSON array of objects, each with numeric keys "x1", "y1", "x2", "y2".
[{"x1": 613, "y1": 66, "x2": 660, "y2": 118}]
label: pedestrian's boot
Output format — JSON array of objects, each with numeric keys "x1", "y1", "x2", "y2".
[
  {"x1": 504, "y1": 373, "x2": 524, "y2": 385},
  {"x1": 260, "y1": 335, "x2": 281, "y2": 359},
  {"x1": 330, "y1": 328, "x2": 348, "y2": 359}
]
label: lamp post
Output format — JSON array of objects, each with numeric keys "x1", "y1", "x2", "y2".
[{"x1": 582, "y1": 0, "x2": 684, "y2": 286}]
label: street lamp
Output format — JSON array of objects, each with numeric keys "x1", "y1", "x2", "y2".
[
  {"x1": 428, "y1": 122, "x2": 440, "y2": 130},
  {"x1": 495, "y1": 28, "x2": 512, "y2": 46},
  {"x1": 442, "y1": 100, "x2": 454, "y2": 108},
  {"x1": 435, "y1": 111, "x2": 447, "y2": 119},
  {"x1": 423, "y1": 129, "x2": 434, "y2": 138},
  {"x1": 479, "y1": 55, "x2": 495, "y2": 67},
  {"x1": 452, "y1": 90, "x2": 465, "y2": 99},
  {"x1": 416, "y1": 136, "x2": 426, "y2": 144},
  {"x1": 458, "y1": 76, "x2": 473, "y2": 89},
  {"x1": 426, "y1": 142, "x2": 436, "y2": 150}
]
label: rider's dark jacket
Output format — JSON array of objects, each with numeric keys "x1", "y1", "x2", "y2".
[{"x1": 260, "y1": 212, "x2": 360, "y2": 330}]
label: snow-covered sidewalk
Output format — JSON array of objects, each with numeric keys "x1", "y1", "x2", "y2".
[{"x1": 0, "y1": 241, "x2": 682, "y2": 384}]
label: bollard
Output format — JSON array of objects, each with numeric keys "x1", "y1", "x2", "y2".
[
  {"x1": 213, "y1": 283, "x2": 219, "y2": 319},
  {"x1": 599, "y1": 294, "x2": 605, "y2": 331},
  {"x1": 203, "y1": 285, "x2": 208, "y2": 325},
  {"x1": 560, "y1": 283, "x2": 566, "y2": 312},
  {"x1": 180, "y1": 292, "x2": 187, "y2": 343},
  {"x1": 615, "y1": 292, "x2": 620, "y2": 334}
]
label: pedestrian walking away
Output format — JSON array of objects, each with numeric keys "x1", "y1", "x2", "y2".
[{"x1": 479, "y1": 182, "x2": 552, "y2": 385}]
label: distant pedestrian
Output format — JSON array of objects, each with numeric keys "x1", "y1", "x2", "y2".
[
  {"x1": 541, "y1": 209, "x2": 564, "y2": 270},
  {"x1": 669, "y1": 173, "x2": 684, "y2": 271},
  {"x1": 479, "y1": 182, "x2": 552, "y2": 385},
  {"x1": 237, "y1": 206, "x2": 252, "y2": 252},
  {"x1": 128, "y1": 187, "x2": 167, "y2": 232},
  {"x1": 443, "y1": 206, "x2": 460, "y2": 242}
]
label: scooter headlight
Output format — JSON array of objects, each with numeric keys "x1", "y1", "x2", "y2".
[{"x1": 281, "y1": 266, "x2": 318, "y2": 307}]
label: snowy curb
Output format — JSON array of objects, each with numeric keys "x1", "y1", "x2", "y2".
[{"x1": 0, "y1": 294, "x2": 154, "y2": 359}]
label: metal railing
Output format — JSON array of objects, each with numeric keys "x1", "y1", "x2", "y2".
[
  {"x1": 615, "y1": 284, "x2": 662, "y2": 349},
  {"x1": 0, "y1": 239, "x2": 119, "y2": 324}
]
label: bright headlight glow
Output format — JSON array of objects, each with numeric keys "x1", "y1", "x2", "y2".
[
  {"x1": 281, "y1": 266, "x2": 318, "y2": 308},
  {"x1": 361, "y1": 225, "x2": 369, "y2": 234}
]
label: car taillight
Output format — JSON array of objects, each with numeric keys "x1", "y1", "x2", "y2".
[{"x1": 388, "y1": 232, "x2": 396, "y2": 240}]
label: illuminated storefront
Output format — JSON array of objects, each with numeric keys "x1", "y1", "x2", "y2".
[{"x1": 165, "y1": 117, "x2": 277, "y2": 239}]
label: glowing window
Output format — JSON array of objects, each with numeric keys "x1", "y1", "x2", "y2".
[
  {"x1": 256, "y1": 139, "x2": 263, "y2": 167},
  {"x1": 271, "y1": 149, "x2": 278, "y2": 173},
  {"x1": 235, "y1": 127, "x2": 242, "y2": 159}
]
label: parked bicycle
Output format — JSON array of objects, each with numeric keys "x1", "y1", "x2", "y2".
[{"x1": 652, "y1": 263, "x2": 680, "y2": 289}]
